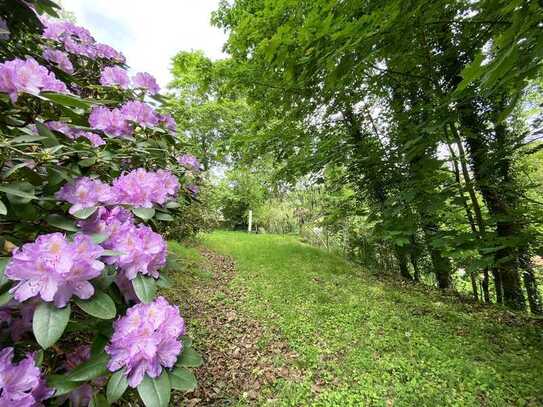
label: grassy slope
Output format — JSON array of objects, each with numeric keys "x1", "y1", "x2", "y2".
[{"x1": 202, "y1": 231, "x2": 543, "y2": 406}]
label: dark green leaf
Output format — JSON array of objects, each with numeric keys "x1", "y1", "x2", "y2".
[
  {"x1": 40, "y1": 92, "x2": 95, "y2": 109},
  {"x1": 132, "y1": 275, "x2": 157, "y2": 304},
  {"x1": 132, "y1": 207, "x2": 155, "y2": 220},
  {"x1": 0, "y1": 200, "x2": 6, "y2": 215},
  {"x1": 47, "y1": 374, "x2": 81, "y2": 397},
  {"x1": 33, "y1": 303, "x2": 71, "y2": 349},
  {"x1": 137, "y1": 371, "x2": 171, "y2": 407},
  {"x1": 0, "y1": 258, "x2": 9, "y2": 288},
  {"x1": 74, "y1": 291, "x2": 116, "y2": 319},
  {"x1": 107, "y1": 369, "x2": 129, "y2": 404},
  {"x1": 169, "y1": 367, "x2": 197, "y2": 392},
  {"x1": 89, "y1": 392, "x2": 109, "y2": 407},
  {"x1": 67, "y1": 352, "x2": 108, "y2": 382},
  {"x1": 47, "y1": 214, "x2": 78, "y2": 232},
  {"x1": 177, "y1": 348, "x2": 203, "y2": 368},
  {"x1": 155, "y1": 213, "x2": 174, "y2": 222},
  {"x1": 73, "y1": 206, "x2": 98, "y2": 219}
]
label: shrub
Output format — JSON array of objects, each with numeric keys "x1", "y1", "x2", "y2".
[{"x1": 0, "y1": 2, "x2": 202, "y2": 405}]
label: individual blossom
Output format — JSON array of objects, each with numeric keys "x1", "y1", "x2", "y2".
[
  {"x1": 78, "y1": 206, "x2": 133, "y2": 237},
  {"x1": 132, "y1": 72, "x2": 160, "y2": 95},
  {"x1": 106, "y1": 297, "x2": 185, "y2": 387},
  {"x1": 0, "y1": 58, "x2": 67, "y2": 102},
  {"x1": 106, "y1": 223, "x2": 167, "y2": 280},
  {"x1": 186, "y1": 184, "x2": 199, "y2": 196},
  {"x1": 46, "y1": 120, "x2": 74, "y2": 138},
  {"x1": 43, "y1": 48, "x2": 74, "y2": 74},
  {"x1": 89, "y1": 106, "x2": 132, "y2": 137},
  {"x1": 120, "y1": 101, "x2": 159, "y2": 128},
  {"x1": 177, "y1": 154, "x2": 201, "y2": 172},
  {"x1": 115, "y1": 273, "x2": 139, "y2": 304},
  {"x1": 158, "y1": 113, "x2": 176, "y2": 132},
  {"x1": 0, "y1": 347, "x2": 54, "y2": 406},
  {"x1": 5, "y1": 233, "x2": 105, "y2": 307},
  {"x1": 100, "y1": 66, "x2": 130, "y2": 89},
  {"x1": 74, "y1": 131, "x2": 106, "y2": 147},
  {"x1": 56, "y1": 177, "x2": 112, "y2": 214},
  {"x1": 95, "y1": 43, "x2": 125, "y2": 63}
]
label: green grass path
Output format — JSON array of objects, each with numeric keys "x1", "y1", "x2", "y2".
[{"x1": 199, "y1": 231, "x2": 543, "y2": 406}]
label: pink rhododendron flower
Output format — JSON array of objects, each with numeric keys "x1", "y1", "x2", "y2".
[
  {"x1": 89, "y1": 106, "x2": 132, "y2": 137},
  {"x1": 111, "y1": 169, "x2": 179, "y2": 208},
  {"x1": 120, "y1": 101, "x2": 159, "y2": 128},
  {"x1": 132, "y1": 72, "x2": 160, "y2": 95},
  {"x1": 55, "y1": 177, "x2": 113, "y2": 214},
  {"x1": 0, "y1": 347, "x2": 54, "y2": 406},
  {"x1": 43, "y1": 48, "x2": 74, "y2": 74},
  {"x1": 0, "y1": 58, "x2": 67, "y2": 102},
  {"x1": 158, "y1": 113, "x2": 176, "y2": 132},
  {"x1": 5, "y1": 233, "x2": 105, "y2": 307},
  {"x1": 187, "y1": 184, "x2": 200, "y2": 196},
  {"x1": 100, "y1": 66, "x2": 130, "y2": 89},
  {"x1": 177, "y1": 154, "x2": 201, "y2": 171},
  {"x1": 95, "y1": 43, "x2": 125, "y2": 63},
  {"x1": 106, "y1": 297, "x2": 185, "y2": 387},
  {"x1": 106, "y1": 223, "x2": 167, "y2": 280},
  {"x1": 75, "y1": 131, "x2": 106, "y2": 147},
  {"x1": 78, "y1": 206, "x2": 133, "y2": 237}
]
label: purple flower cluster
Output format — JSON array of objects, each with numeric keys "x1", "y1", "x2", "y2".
[
  {"x1": 0, "y1": 347, "x2": 53, "y2": 406},
  {"x1": 89, "y1": 106, "x2": 132, "y2": 137},
  {"x1": 106, "y1": 297, "x2": 185, "y2": 387},
  {"x1": 99, "y1": 69, "x2": 161, "y2": 95},
  {"x1": 111, "y1": 168, "x2": 180, "y2": 208},
  {"x1": 55, "y1": 177, "x2": 112, "y2": 215},
  {"x1": 132, "y1": 72, "x2": 160, "y2": 95},
  {"x1": 42, "y1": 18, "x2": 125, "y2": 63},
  {"x1": 99, "y1": 66, "x2": 129, "y2": 89},
  {"x1": 5, "y1": 233, "x2": 105, "y2": 307},
  {"x1": 0, "y1": 300, "x2": 36, "y2": 341},
  {"x1": 45, "y1": 121, "x2": 105, "y2": 147},
  {"x1": 78, "y1": 206, "x2": 167, "y2": 281},
  {"x1": 0, "y1": 58, "x2": 68, "y2": 102},
  {"x1": 177, "y1": 154, "x2": 201, "y2": 172},
  {"x1": 88, "y1": 102, "x2": 175, "y2": 136},
  {"x1": 43, "y1": 48, "x2": 74, "y2": 74}
]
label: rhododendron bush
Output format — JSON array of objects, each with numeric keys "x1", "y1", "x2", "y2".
[{"x1": 0, "y1": 1, "x2": 203, "y2": 406}]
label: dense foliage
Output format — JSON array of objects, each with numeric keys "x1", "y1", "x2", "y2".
[
  {"x1": 0, "y1": 2, "x2": 203, "y2": 406},
  {"x1": 201, "y1": 0, "x2": 543, "y2": 313}
]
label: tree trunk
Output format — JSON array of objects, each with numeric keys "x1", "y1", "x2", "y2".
[
  {"x1": 470, "y1": 272, "x2": 479, "y2": 301},
  {"x1": 519, "y1": 249, "x2": 543, "y2": 315},
  {"x1": 482, "y1": 269, "x2": 490, "y2": 303}
]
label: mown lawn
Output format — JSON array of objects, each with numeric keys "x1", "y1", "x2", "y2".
[{"x1": 202, "y1": 231, "x2": 543, "y2": 406}]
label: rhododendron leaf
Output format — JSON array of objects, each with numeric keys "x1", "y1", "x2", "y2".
[
  {"x1": 102, "y1": 250, "x2": 124, "y2": 257},
  {"x1": 0, "y1": 183, "x2": 38, "y2": 201},
  {"x1": 34, "y1": 350, "x2": 44, "y2": 366},
  {"x1": 67, "y1": 352, "x2": 108, "y2": 382},
  {"x1": 40, "y1": 92, "x2": 94, "y2": 109},
  {"x1": 177, "y1": 348, "x2": 203, "y2": 368},
  {"x1": 156, "y1": 274, "x2": 172, "y2": 288},
  {"x1": 10, "y1": 134, "x2": 47, "y2": 144},
  {"x1": 47, "y1": 374, "x2": 80, "y2": 397},
  {"x1": 133, "y1": 274, "x2": 157, "y2": 304},
  {"x1": 33, "y1": 302, "x2": 71, "y2": 349},
  {"x1": 137, "y1": 371, "x2": 171, "y2": 407},
  {"x1": 91, "y1": 233, "x2": 108, "y2": 244},
  {"x1": 0, "y1": 199, "x2": 6, "y2": 215},
  {"x1": 181, "y1": 336, "x2": 193, "y2": 349},
  {"x1": 75, "y1": 291, "x2": 116, "y2": 319},
  {"x1": 155, "y1": 213, "x2": 174, "y2": 222},
  {"x1": 89, "y1": 392, "x2": 109, "y2": 407},
  {"x1": 0, "y1": 290, "x2": 12, "y2": 307},
  {"x1": 73, "y1": 206, "x2": 99, "y2": 219},
  {"x1": 35, "y1": 122, "x2": 59, "y2": 147},
  {"x1": 169, "y1": 367, "x2": 197, "y2": 392},
  {"x1": 80, "y1": 157, "x2": 97, "y2": 167},
  {"x1": 91, "y1": 334, "x2": 109, "y2": 356},
  {"x1": 46, "y1": 214, "x2": 78, "y2": 232},
  {"x1": 132, "y1": 207, "x2": 155, "y2": 220},
  {"x1": 165, "y1": 201, "x2": 180, "y2": 209},
  {"x1": 0, "y1": 258, "x2": 8, "y2": 287},
  {"x1": 107, "y1": 369, "x2": 128, "y2": 404}
]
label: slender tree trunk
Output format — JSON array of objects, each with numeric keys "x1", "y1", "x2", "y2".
[
  {"x1": 519, "y1": 249, "x2": 543, "y2": 315},
  {"x1": 482, "y1": 269, "x2": 490, "y2": 303},
  {"x1": 470, "y1": 272, "x2": 479, "y2": 301}
]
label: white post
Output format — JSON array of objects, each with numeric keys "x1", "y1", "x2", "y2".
[{"x1": 248, "y1": 209, "x2": 253, "y2": 233}]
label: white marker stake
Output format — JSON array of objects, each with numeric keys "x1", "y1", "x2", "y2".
[{"x1": 248, "y1": 209, "x2": 253, "y2": 233}]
